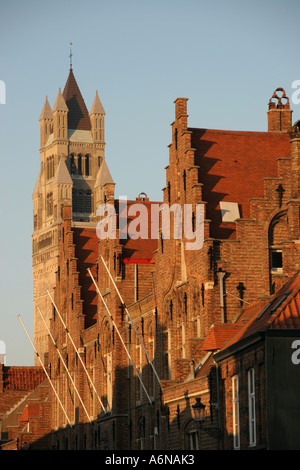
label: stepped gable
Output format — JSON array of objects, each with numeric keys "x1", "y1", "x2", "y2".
[
  {"x1": 73, "y1": 227, "x2": 99, "y2": 328},
  {"x1": 63, "y1": 68, "x2": 91, "y2": 131},
  {"x1": 190, "y1": 128, "x2": 291, "y2": 239}
]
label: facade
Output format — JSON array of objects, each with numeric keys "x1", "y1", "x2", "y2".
[{"x1": 2, "y1": 71, "x2": 299, "y2": 450}]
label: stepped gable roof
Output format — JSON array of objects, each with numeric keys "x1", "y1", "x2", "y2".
[
  {"x1": 190, "y1": 127, "x2": 291, "y2": 239},
  {"x1": 73, "y1": 227, "x2": 98, "y2": 328},
  {"x1": 204, "y1": 271, "x2": 300, "y2": 356},
  {"x1": 63, "y1": 69, "x2": 91, "y2": 131},
  {"x1": 52, "y1": 157, "x2": 73, "y2": 185}
]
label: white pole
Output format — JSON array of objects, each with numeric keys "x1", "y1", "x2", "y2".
[
  {"x1": 87, "y1": 268, "x2": 153, "y2": 405},
  {"x1": 18, "y1": 315, "x2": 72, "y2": 427},
  {"x1": 37, "y1": 307, "x2": 92, "y2": 423},
  {"x1": 99, "y1": 256, "x2": 161, "y2": 388},
  {"x1": 46, "y1": 290, "x2": 107, "y2": 414}
]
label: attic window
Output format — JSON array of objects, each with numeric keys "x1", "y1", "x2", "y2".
[{"x1": 220, "y1": 201, "x2": 240, "y2": 223}]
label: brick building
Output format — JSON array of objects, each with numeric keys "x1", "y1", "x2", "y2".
[
  {"x1": 0, "y1": 365, "x2": 50, "y2": 450},
  {"x1": 3, "y1": 69, "x2": 299, "y2": 450}
]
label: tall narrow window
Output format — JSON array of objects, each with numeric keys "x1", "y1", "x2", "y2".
[
  {"x1": 78, "y1": 191, "x2": 84, "y2": 213},
  {"x1": 248, "y1": 368, "x2": 256, "y2": 447},
  {"x1": 70, "y1": 155, "x2": 75, "y2": 175},
  {"x1": 180, "y1": 324, "x2": 186, "y2": 358},
  {"x1": 85, "y1": 155, "x2": 90, "y2": 176},
  {"x1": 136, "y1": 344, "x2": 142, "y2": 404},
  {"x1": 72, "y1": 189, "x2": 77, "y2": 213},
  {"x1": 77, "y1": 154, "x2": 82, "y2": 175},
  {"x1": 106, "y1": 352, "x2": 113, "y2": 412},
  {"x1": 163, "y1": 330, "x2": 171, "y2": 380},
  {"x1": 47, "y1": 192, "x2": 53, "y2": 217},
  {"x1": 232, "y1": 375, "x2": 240, "y2": 449},
  {"x1": 86, "y1": 191, "x2": 91, "y2": 213},
  {"x1": 134, "y1": 264, "x2": 139, "y2": 302}
]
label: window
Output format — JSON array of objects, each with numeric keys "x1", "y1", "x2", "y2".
[
  {"x1": 248, "y1": 368, "x2": 256, "y2": 447},
  {"x1": 136, "y1": 344, "x2": 142, "y2": 404},
  {"x1": 86, "y1": 191, "x2": 91, "y2": 213},
  {"x1": 232, "y1": 375, "x2": 240, "y2": 449},
  {"x1": 70, "y1": 155, "x2": 75, "y2": 175},
  {"x1": 163, "y1": 330, "x2": 171, "y2": 380},
  {"x1": 188, "y1": 430, "x2": 199, "y2": 450},
  {"x1": 271, "y1": 249, "x2": 283, "y2": 271},
  {"x1": 46, "y1": 192, "x2": 53, "y2": 217},
  {"x1": 106, "y1": 352, "x2": 113, "y2": 412},
  {"x1": 78, "y1": 192, "x2": 84, "y2": 213},
  {"x1": 77, "y1": 154, "x2": 82, "y2": 175},
  {"x1": 85, "y1": 155, "x2": 90, "y2": 176}
]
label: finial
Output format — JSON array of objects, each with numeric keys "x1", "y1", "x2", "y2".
[{"x1": 69, "y1": 42, "x2": 73, "y2": 70}]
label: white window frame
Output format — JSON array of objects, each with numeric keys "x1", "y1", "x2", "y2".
[
  {"x1": 248, "y1": 368, "x2": 256, "y2": 447},
  {"x1": 232, "y1": 375, "x2": 240, "y2": 449}
]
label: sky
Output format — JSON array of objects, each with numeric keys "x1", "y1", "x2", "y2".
[{"x1": 0, "y1": 0, "x2": 300, "y2": 366}]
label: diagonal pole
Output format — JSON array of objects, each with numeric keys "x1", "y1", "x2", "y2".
[
  {"x1": 37, "y1": 307, "x2": 92, "y2": 422},
  {"x1": 18, "y1": 315, "x2": 72, "y2": 427},
  {"x1": 99, "y1": 255, "x2": 161, "y2": 388},
  {"x1": 46, "y1": 289, "x2": 107, "y2": 414},
  {"x1": 88, "y1": 268, "x2": 153, "y2": 405}
]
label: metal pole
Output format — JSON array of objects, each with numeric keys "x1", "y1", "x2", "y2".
[
  {"x1": 99, "y1": 255, "x2": 161, "y2": 388},
  {"x1": 46, "y1": 289, "x2": 107, "y2": 414},
  {"x1": 18, "y1": 315, "x2": 72, "y2": 427},
  {"x1": 37, "y1": 307, "x2": 92, "y2": 423},
  {"x1": 87, "y1": 268, "x2": 153, "y2": 405}
]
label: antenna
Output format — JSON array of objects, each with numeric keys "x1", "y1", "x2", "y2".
[{"x1": 69, "y1": 42, "x2": 73, "y2": 70}]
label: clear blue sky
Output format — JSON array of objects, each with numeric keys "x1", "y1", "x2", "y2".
[{"x1": 0, "y1": 0, "x2": 299, "y2": 365}]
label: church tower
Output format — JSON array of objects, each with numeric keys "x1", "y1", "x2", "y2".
[{"x1": 32, "y1": 64, "x2": 114, "y2": 364}]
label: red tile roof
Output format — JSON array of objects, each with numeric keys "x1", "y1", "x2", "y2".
[
  {"x1": 117, "y1": 198, "x2": 159, "y2": 263},
  {"x1": 190, "y1": 128, "x2": 291, "y2": 239},
  {"x1": 201, "y1": 323, "x2": 242, "y2": 351},
  {"x1": 205, "y1": 271, "x2": 300, "y2": 355}
]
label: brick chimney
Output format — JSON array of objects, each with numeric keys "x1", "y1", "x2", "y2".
[{"x1": 268, "y1": 88, "x2": 292, "y2": 132}]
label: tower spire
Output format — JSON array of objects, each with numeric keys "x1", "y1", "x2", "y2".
[{"x1": 69, "y1": 42, "x2": 73, "y2": 70}]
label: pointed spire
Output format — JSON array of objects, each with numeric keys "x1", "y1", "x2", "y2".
[
  {"x1": 53, "y1": 88, "x2": 68, "y2": 112},
  {"x1": 33, "y1": 172, "x2": 42, "y2": 196},
  {"x1": 89, "y1": 90, "x2": 105, "y2": 115},
  {"x1": 39, "y1": 96, "x2": 53, "y2": 121},
  {"x1": 52, "y1": 157, "x2": 73, "y2": 185},
  {"x1": 63, "y1": 69, "x2": 91, "y2": 131},
  {"x1": 95, "y1": 159, "x2": 114, "y2": 187}
]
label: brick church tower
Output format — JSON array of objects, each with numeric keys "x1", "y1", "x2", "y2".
[{"x1": 32, "y1": 65, "x2": 114, "y2": 364}]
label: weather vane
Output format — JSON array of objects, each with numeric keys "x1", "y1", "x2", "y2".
[{"x1": 69, "y1": 42, "x2": 73, "y2": 70}]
